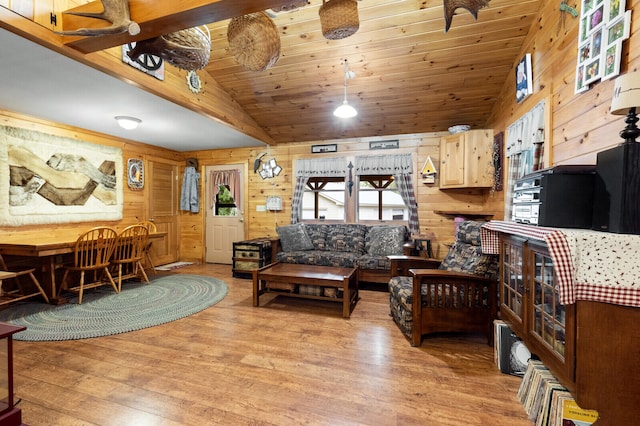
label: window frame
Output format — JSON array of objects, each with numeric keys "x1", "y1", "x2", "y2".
[
  {"x1": 300, "y1": 172, "x2": 409, "y2": 226},
  {"x1": 302, "y1": 176, "x2": 348, "y2": 221}
]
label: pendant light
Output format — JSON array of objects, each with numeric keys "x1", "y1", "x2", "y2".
[{"x1": 333, "y1": 59, "x2": 357, "y2": 118}]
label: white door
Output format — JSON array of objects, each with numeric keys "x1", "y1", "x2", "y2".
[{"x1": 205, "y1": 165, "x2": 245, "y2": 264}]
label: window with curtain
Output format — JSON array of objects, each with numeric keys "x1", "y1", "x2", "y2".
[
  {"x1": 504, "y1": 99, "x2": 546, "y2": 220},
  {"x1": 354, "y1": 154, "x2": 420, "y2": 234},
  {"x1": 291, "y1": 158, "x2": 348, "y2": 224},
  {"x1": 357, "y1": 175, "x2": 407, "y2": 221},
  {"x1": 290, "y1": 154, "x2": 420, "y2": 233},
  {"x1": 209, "y1": 169, "x2": 240, "y2": 217},
  {"x1": 302, "y1": 176, "x2": 346, "y2": 220}
]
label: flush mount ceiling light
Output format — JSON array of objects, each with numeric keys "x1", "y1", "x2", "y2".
[
  {"x1": 333, "y1": 59, "x2": 357, "y2": 119},
  {"x1": 115, "y1": 116, "x2": 141, "y2": 130}
]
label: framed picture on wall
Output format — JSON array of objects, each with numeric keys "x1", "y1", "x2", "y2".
[
  {"x1": 601, "y1": 41, "x2": 621, "y2": 80},
  {"x1": 515, "y1": 54, "x2": 533, "y2": 103},
  {"x1": 605, "y1": 0, "x2": 626, "y2": 21},
  {"x1": 574, "y1": 0, "x2": 631, "y2": 93},
  {"x1": 584, "y1": 57, "x2": 601, "y2": 85}
]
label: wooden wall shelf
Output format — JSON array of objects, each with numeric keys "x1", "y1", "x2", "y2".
[{"x1": 434, "y1": 210, "x2": 494, "y2": 218}]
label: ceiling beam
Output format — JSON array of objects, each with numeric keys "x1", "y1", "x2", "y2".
[{"x1": 60, "y1": 0, "x2": 294, "y2": 54}]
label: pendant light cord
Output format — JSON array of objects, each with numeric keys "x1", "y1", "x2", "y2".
[{"x1": 343, "y1": 59, "x2": 349, "y2": 102}]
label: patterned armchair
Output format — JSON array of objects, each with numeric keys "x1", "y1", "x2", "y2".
[{"x1": 388, "y1": 220, "x2": 499, "y2": 346}]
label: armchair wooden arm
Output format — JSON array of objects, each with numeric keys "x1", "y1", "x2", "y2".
[
  {"x1": 407, "y1": 268, "x2": 498, "y2": 346},
  {"x1": 388, "y1": 255, "x2": 441, "y2": 278}
]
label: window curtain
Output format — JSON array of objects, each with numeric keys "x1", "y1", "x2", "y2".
[
  {"x1": 354, "y1": 154, "x2": 420, "y2": 234},
  {"x1": 504, "y1": 99, "x2": 546, "y2": 219},
  {"x1": 290, "y1": 158, "x2": 348, "y2": 224},
  {"x1": 209, "y1": 169, "x2": 240, "y2": 210}
]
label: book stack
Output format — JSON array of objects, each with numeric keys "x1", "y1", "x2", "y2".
[{"x1": 517, "y1": 360, "x2": 599, "y2": 425}]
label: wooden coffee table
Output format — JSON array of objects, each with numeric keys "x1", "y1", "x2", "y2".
[{"x1": 253, "y1": 263, "x2": 359, "y2": 318}]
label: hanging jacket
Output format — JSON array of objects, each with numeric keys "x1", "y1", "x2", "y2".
[{"x1": 180, "y1": 166, "x2": 200, "y2": 213}]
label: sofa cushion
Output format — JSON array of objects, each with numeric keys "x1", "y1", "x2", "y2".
[
  {"x1": 276, "y1": 223, "x2": 314, "y2": 252},
  {"x1": 357, "y1": 254, "x2": 393, "y2": 271},
  {"x1": 304, "y1": 224, "x2": 329, "y2": 250},
  {"x1": 325, "y1": 224, "x2": 368, "y2": 254},
  {"x1": 439, "y1": 243, "x2": 499, "y2": 280},
  {"x1": 365, "y1": 225, "x2": 406, "y2": 256},
  {"x1": 276, "y1": 250, "x2": 360, "y2": 268}
]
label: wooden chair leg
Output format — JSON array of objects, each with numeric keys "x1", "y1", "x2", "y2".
[
  {"x1": 104, "y1": 267, "x2": 118, "y2": 294},
  {"x1": 145, "y1": 252, "x2": 156, "y2": 274},
  {"x1": 117, "y1": 264, "x2": 123, "y2": 293},
  {"x1": 137, "y1": 261, "x2": 150, "y2": 284},
  {"x1": 78, "y1": 271, "x2": 85, "y2": 305}
]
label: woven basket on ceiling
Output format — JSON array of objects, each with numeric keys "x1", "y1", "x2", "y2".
[
  {"x1": 319, "y1": 0, "x2": 360, "y2": 40},
  {"x1": 227, "y1": 12, "x2": 281, "y2": 72},
  {"x1": 128, "y1": 26, "x2": 211, "y2": 71}
]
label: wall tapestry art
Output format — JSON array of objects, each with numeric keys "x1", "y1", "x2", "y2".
[{"x1": 0, "y1": 125, "x2": 123, "y2": 226}]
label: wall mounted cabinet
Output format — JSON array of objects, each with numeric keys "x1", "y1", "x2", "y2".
[{"x1": 439, "y1": 129, "x2": 494, "y2": 189}]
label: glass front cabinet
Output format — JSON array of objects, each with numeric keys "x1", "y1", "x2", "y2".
[{"x1": 499, "y1": 235, "x2": 576, "y2": 389}]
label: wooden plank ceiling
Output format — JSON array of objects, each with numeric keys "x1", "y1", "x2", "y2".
[
  {"x1": 202, "y1": 0, "x2": 542, "y2": 144},
  {"x1": 63, "y1": 0, "x2": 543, "y2": 145}
]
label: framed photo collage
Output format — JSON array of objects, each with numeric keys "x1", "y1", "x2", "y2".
[{"x1": 575, "y1": 0, "x2": 632, "y2": 93}]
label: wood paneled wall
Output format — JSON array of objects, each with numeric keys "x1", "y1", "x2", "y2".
[
  {"x1": 487, "y1": 0, "x2": 639, "y2": 165},
  {"x1": 182, "y1": 132, "x2": 502, "y2": 261},
  {"x1": 0, "y1": 110, "x2": 181, "y2": 239}
]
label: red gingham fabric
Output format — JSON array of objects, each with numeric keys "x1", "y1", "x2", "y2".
[
  {"x1": 481, "y1": 221, "x2": 640, "y2": 308},
  {"x1": 543, "y1": 231, "x2": 575, "y2": 305}
]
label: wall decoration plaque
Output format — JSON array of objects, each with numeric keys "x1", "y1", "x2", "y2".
[{"x1": 127, "y1": 158, "x2": 144, "y2": 190}]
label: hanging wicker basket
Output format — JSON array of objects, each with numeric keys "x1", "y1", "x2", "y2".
[
  {"x1": 128, "y1": 26, "x2": 211, "y2": 71},
  {"x1": 319, "y1": 0, "x2": 360, "y2": 40},
  {"x1": 227, "y1": 12, "x2": 281, "y2": 72}
]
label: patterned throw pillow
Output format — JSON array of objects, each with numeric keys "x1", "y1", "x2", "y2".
[
  {"x1": 325, "y1": 224, "x2": 368, "y2": 254},
  {"x1": 276, "y1": 223, "x2": 314, "y2": 252},
  {"x1": 455, "y1": 220, "x2": 484, "y2": 245},
  {"x1": 365, "y1": 225, "x2": 406, "y2": 256}
]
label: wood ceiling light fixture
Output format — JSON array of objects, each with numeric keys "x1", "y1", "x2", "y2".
[{"x1": 333, "y1": 59, "x2": 357, "y2": 119}]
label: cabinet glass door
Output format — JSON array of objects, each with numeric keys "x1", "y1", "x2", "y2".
[
  {"x1": 531, "y1": 249, "x2": 566, "y2": 360},
  {"x1": 500, "y1": 238, "x2": 525, "y2": 333}
]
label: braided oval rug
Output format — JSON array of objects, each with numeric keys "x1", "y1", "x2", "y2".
[{"x1": 0, "y1": 274, "x2": 228, "y2": 341}]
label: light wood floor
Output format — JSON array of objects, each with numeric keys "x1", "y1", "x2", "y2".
[{"x1": 12, "y1": 264, "x2": 531, "y2": 425}]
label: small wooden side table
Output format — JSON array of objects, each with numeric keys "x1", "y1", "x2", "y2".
[{"x1": 412, "y1": 233, "x2": 434, "y2": 258}]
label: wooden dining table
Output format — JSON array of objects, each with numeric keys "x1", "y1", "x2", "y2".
[{"x1": 0, "y1": 231, "x2": 166, "y2": 303}]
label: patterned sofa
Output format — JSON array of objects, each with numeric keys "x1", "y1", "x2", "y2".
[
  {"x1": 388, "y1": 220, "x2": 499, "y2": 346},
  {"x1": 272, "y1": 223, "x2": 411, "y2": 284}
]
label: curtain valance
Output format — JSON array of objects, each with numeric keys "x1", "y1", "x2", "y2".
[
  {"x1": 354, "y1": 153, "x2": 413, "y2": 175},
  {"x1": 295, "y1": 157, "x2": 347, "y2": 177},
  {"x1": 506, "y1": 99, "x2": 546, "y2": 157}
]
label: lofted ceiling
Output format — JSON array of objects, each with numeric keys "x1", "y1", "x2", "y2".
[
  {"x1": 202, "y1": 0, "x2": 543, "y2": 144},
  {"x1": 1, "y1": 0, "x2": 542, "y2": 150}
]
